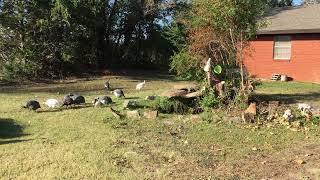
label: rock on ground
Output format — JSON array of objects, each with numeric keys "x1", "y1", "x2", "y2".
[
  {"x1": 127, "y1": 110, "x2": 140, "y2": 119},
  {"x1": 143, "y1": 111, "x2": 158, "y2": 119}
]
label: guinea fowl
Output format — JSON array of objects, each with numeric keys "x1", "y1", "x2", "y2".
[
  {"x1": 70, "y1": 94, "x2": 86, "y2": 105},
  {"x1": 92, "y1": 96, "x2": 112, "y2": 107},
  {"x1": 113, "y1": 89, "x2": 125, "y2": 98},
  {"x1": 62, "y1": 95, "x2": 74, "y2": 107},
  {"x1": 136, "y1": 80, "x2": 146, "y2": 90},
  {"x1": 104, "y1": 80, "x2": 111, "y2": 91},
  {"x1": 23, "y1": 100, "x2": 41, "y2": 110},
  {"x1": 44, "y1": 99, "x2": 60, "y2": 108}
]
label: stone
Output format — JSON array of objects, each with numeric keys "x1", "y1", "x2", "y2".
[
  {"x1": 123, "y1": 100, "x2": 137, "y2": 109},
  {"x1": 184, "y1": 91, "x2": 203, "y2": 98},
  {"x1": 173, "y1": 83, "x2": 199, "y2": 92},
  {"x1": 127, "y1": 110, "x2": 140, "y2": 119},
  {"x1": 245, "y1": 103, "x2": 257, "y2": 115},
  {"x1": 242, "y1": 103, "x2": 257, "y2": 123},
  {"x1": 294, "y1": 159, "x2": 306, "y2": 165},
  {"x1": 160, "y1": 89, "x2": 188, "y2": 98},
  {"x1": 143, "y1": 111, "x2": 158, "y2": 119}
]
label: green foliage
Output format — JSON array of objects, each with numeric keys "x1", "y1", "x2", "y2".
[
  {"x1": 200, "y1": 111, "x2": 221, "y2": 123},
  {"x1": 168, "y1": 0, "x2": 267, "y2": 83},
  {"x1": 170, "y1": 50, "x2": 204, "y2": 81},
  {"x1": 152, "y1": 97, "x2": 189, "y2": 114},
  {"x1": 0, "y1": 0, "x2": 178, "y2": 80},
  {"x1": 213, "y1": 65, "x2": 222, "y2": 75},
  {"x1": 267, "y1": 0, "x2": 293, "y2": 7},
  {"x1": 312, "y1": 116, "x2": 320, "y2": 125},
  {"x1": 200, "y1": 89, "x2": 221, "y2": 109}
]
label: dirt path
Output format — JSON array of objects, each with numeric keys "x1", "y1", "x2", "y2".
[{"x1": 215, "y1": 141, "x2": 320, "y2": 179}]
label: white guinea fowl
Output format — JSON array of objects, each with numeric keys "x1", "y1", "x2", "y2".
[
  {"x1": 136, "y1": 80, "x2": 146, "y2": 90},
  {"x1": 45, "y1": 99, "x2": 60, "y2": 108}
]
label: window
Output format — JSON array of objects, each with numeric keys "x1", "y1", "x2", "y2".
[{"x1": 273, "y1": 36, "x2": 292, "y2": 60}]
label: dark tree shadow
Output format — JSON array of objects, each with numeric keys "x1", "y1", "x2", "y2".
[
  {"x1": 0, "y1": 118, "x2": 28, "y2": 139},
  {"x1": 253, "y1": 92, "x2": 320, "y2": 104},
  {"x1": 0, "y1": 139, "x2": 31, "y2": 145},
  {"x1": 124, "y1": 97, "x2": 140, "y2": 100}
]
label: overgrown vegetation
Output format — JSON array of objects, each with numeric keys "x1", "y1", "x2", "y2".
[
  {"x1": 152, "y1": 97, "x2": 190, "y2": 114},
  {"x1": 0, "y1": 0, "x2": 181, "y2": 80}
]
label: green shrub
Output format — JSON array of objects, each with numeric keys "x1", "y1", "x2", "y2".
[
  {"x1": 2, "y1": 59, "x2": 42, "y2": 81},
  {"x1": 200, "y1": 89, "x2": 220, "y2": 109},
  {"x1": 170, "y1": 50, "x2": 204, "y2": 81},
  {"x1": 152, "y1": 97, "x2": 189, "y2": 114},
  {"x1": 312, "y1": 116, "x2": 320, "y2": 125}
]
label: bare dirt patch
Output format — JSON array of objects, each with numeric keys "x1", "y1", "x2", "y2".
[{"x1": 214, "y1": 141, "x2": 320, "y2": 179}]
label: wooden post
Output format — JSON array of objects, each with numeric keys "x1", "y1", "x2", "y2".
[{"x1": 204, "y1": 58, "x2": 212, "y2": 88}]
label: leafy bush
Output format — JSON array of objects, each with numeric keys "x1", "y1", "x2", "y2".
[
  {"x1": 152, "y1": 97, "x2": 189, "y2": 114},
  {"x1": 200, "y1": 88, "x2": 220, "y2": 109},
  {"x1": 312, "y1": 116, "x2": 320, "y2": 125},
  {"x1": 2, "y1": 59, "x2": 42, "y2": 81},
  {"x1": 170, "y1": 50, "x2": 204, "y2": 81}
]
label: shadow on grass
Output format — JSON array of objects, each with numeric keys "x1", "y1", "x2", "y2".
[
  {"x1": 0, "y1": 119, "x2": 29, "y2": 145},
  {"x1": 254, "y1": 92, "x2": 320, "y2": 104},
  {"x1": 0, "y1": 74, "x2": 177, "y2": 94},
  {"x1": 124, "y1": 97, "x2": 140, "y2": 100},
  {"x1": 0, "y1": 139, "x2": 31, "y2": 145}
]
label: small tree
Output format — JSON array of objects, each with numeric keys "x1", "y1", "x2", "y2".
[{"x1": 168, "y1": 0, "x2": 266, "y2": 88}]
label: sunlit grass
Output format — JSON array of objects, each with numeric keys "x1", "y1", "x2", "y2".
[{"x1": 0, "y1": 77, "x2": 319, "y2": 179}]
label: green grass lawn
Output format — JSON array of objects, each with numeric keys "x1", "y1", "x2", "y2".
[
  {"x1": 256, "y1": 81, "x2": 320, "y2": 107},
  {"x1": 1, "y1": 77, "x2": 320, "y2": 179}
]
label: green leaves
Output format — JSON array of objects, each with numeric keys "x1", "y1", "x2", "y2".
[{"x1": 213, "y1": 65, "x2": 222, "y2": 75}]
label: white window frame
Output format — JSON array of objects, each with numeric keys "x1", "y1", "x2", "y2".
[{"x1": 273, "y1": 35, "x2": 292, "y2": 60}]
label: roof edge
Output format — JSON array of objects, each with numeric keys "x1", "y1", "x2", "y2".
[{"x1": 257, "y1": 28, "x2": 320, "y2": 35}]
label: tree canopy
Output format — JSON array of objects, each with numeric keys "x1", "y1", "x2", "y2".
[
  {"x1": 0, "y1": 0, "x2": 299, "y2": 81},
  {"x1": 0, "y1": 0, "x2": 179, "y2": 79}
]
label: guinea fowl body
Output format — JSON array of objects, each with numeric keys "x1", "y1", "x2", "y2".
[
  {"x1": 93, "y1": 96, "x2": 112, "y2": 106},
  {"x1": 62, "y1": 95, "x2": 74, "y2": 107},
  {"x1": 98, "y1": 96, "x2": 112, "y2": 104},
  {"x1": 104, "y1": 81, "x2": 110, "y2": 90},
  {"x1": 71, "y1": 95, "x2": 85, "y2": 105},
  {"x1": 24, "y1": 100, "x2": 41, "y2": 110},
  {"x1": 136, "y1": 80, "x2": 146, "y2": 90},
  {"x1": 45, "y1": 99, "x2": 60, "y2": 108},
  {"x1": 114, "y1": 89, "x2": 125, "y2": 98}
]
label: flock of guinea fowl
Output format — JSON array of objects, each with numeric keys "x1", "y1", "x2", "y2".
[{"x1": 22, "y1": 80, "x2": 147, "y2": 111}]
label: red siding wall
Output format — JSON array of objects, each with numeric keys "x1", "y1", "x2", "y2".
[{"x1": 244, "y1": 34, "x2": 320, "y2": 83}]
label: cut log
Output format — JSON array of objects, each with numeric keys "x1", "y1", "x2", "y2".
[
  {"x1": 161, "y1": 89, "x2": 188, "y2": 98},
  {"x1": 173, "y1": 83, "x2": 199, "y2": 92},
  {"x1": 184, "y1": 91, "x2": 203, "y2": 98}
]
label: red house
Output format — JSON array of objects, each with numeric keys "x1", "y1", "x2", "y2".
[{"x1": 244, "y1": 5, "x2": 320, "y2": 83}]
